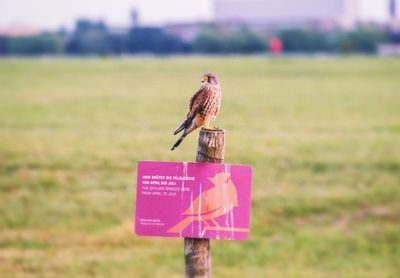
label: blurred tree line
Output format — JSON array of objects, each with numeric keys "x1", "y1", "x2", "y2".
[
  {"x1": 0, "y1": 19, "x2": 397, "y2": 56},
  {"x1": 278, "y1": 26, "x2": 388, "y2": 53},
  {"x1": 193, "y1": 27, "x2": 267, "y2": 53},
  {"x1": 0, "y1": 33, "x2": 64, "y2": 55}
]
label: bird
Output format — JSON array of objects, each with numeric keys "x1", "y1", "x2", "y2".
[
  {"x1": 171, "y1": 72, "x2": 222, "y2": 151},
  {"x1": 167, "y1": 172, "x2": 238, "y2": 234}
]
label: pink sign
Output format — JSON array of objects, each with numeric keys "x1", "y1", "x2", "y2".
[{"x1": 135, "y1": 161, "x2": 252, "y2": 240}]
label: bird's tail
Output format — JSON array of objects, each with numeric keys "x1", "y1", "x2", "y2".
[
  {"x1": 173, "y1": 121, "x2": 186, "y2": 135},
  {"x1": 171, "y1": 133, "x2": 187, "y2": 151},
  {"x1": 171, "y1": 116, "x2": 197, "y2": 151},
  {"x1": 167, "y1": 216, "x2": 194, "y2": 234},
  {"x1": 173, "y1": 115, "x2": 194, "y2": 135}
]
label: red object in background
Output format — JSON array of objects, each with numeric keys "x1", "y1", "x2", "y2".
[{"x1": 269, "y1": 38, "x2": 283, "y2": 54}]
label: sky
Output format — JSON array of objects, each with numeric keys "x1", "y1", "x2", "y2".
[{"x1": 0, "y1": 0, "x2": 394, "y2": 30}]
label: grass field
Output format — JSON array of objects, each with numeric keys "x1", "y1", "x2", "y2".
[{"x1": 0, "y1": 56, "x2": 399, "y2": 277}]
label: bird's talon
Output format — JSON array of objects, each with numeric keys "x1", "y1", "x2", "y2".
[{"x1": 202, "y1": 126, "x2": 219, "y2": 131}]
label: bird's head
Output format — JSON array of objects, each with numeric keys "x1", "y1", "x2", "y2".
[
  {"x1": 208, "y1": 172, "x2": 239, "y2": 208},
  {"x1": 201, "y1": 72, "x2": 220, "y2": 85},
  {"x1": 208, "y1": 172, "x2": 231, "y2": 186}
]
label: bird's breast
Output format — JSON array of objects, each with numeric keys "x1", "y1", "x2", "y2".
[{"x1": 201, "y1": 87, "x2": 221, "y2": 117}]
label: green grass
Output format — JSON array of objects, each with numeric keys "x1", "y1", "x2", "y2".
[{"x1": 0, "y1": 56, "x2": 399, "y2": 277}]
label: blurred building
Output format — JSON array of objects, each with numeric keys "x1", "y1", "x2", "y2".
[
  {"x1": 109, "y1": 9, "x2": 140, "y2": 35},
  {"x1": 389, "y1": 0, "x2": 400, "y2": 30},
  {"x1": 380, "y1": 0, "x2": 400, "y2": 56},
  {"x1": 214, "y1": 0, "x2": 361, "y2": 30},
  {"x1": 131, "y1": 9, "x2": 139, "y2": 28}
]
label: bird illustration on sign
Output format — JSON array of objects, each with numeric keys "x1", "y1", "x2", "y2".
[
  {"x1": 171, "y1": 72, "x2": 222, "y2": 150},
  {"x1": 167, "y1": 172, "x2": 249, "y2": 234}
]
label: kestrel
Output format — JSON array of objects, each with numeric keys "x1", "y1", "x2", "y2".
[{"x1": 171, "y1": 72, "x2": 222, "y2": 151}]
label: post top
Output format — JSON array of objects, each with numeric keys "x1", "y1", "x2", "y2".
[{"x1": 200, "y1": 128, "x2": 225, "y2": 134}]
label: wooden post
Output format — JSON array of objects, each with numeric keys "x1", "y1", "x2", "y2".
[{"x1": 184, "y1": 128, "x2": 225, "y2": 278}]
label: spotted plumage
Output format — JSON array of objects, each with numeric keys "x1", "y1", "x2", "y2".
[{"x1": 171, "y1": 72, "x2": 222, "y2": 151}]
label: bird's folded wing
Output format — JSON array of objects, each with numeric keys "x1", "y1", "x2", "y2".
[{"x1": 187, "y1": 87, "x2": 210, "y2": 118}]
